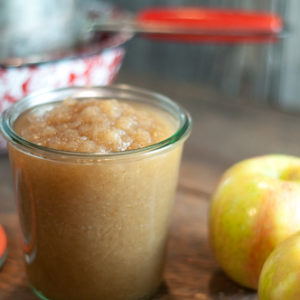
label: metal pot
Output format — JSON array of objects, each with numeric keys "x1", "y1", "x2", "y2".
[{"x1": 0, "y1": 0, "x2": 131, "y2": 66}]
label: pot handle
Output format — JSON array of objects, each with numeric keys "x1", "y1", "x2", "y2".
[{"x1": 135, "y1": 7, "x2": 283, "y2": 43}]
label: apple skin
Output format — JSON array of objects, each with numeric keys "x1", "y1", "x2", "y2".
[
  {"x1": 0, "y1": 225, "x2": 7, "y2": 269},
  {"x1": 209, "y1": 154, "x2": 300, "y2": 289},
  {"x1": 258, "y1": 231, "x2": 300, "y2": 300}
]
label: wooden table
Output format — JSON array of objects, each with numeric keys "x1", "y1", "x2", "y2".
[{"x1": 1, "y1": 72, "x2": 300, "y2": 299}]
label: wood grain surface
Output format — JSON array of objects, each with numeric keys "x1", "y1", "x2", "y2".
[{"x1": 1, "y1": 74, "x2": 300, "y2": 299}]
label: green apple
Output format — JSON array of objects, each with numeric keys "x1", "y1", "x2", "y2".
[
  {"x1": 209, "y1": 154, "x2": 300, "y2": 289},
  {"x1": 258, "y1": 231, "x2": 300, "y2": 300}
]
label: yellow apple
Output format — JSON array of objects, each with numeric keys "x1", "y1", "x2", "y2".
[
  {"x1": 259, "y1": 231, "x2": 300, "y2": 300},
  {"x1": 209, "y1": 155, "x2": 300, "y2": 289}
]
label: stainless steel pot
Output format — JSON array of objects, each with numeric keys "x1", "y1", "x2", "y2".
[{"x1": 0, "y1": 0, "x2": 131, "y2": 66}]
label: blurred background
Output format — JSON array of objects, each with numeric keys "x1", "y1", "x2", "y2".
[
  {"x1": 0, "y1": 0, "x2": 300, "y2": 113},
  {"x1": 106, "y1": 0, "x2": 300, "y2": 112}
]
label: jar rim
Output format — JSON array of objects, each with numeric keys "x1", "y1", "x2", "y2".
[{"x1": 0, "y1": 85, "x2": 191, "y2": 161}]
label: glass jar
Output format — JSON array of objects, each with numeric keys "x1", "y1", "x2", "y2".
[{"x1": 0, "y1": 85, "x2": 191, "y2": 300}]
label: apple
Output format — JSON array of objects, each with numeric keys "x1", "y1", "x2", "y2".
[
  {"x1": 258, "y1": 231, "x2": 300, "y2": 300},
  {"x1": 209, "y1": 154, "x2": 300, "y2": 289},
  {"x1": 0, "y1": 225, "x2": 7, "y2": 268}
]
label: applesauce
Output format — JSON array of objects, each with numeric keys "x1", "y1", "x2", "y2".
[{"x1": 0, "y1": 86, "x2": 191, "y2": 300}]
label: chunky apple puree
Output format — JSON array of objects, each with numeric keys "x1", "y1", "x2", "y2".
[
  {"x1": 10, "y1": 97, "x2": 184, "y2": 300},
  {"x1": 16, "y1": 98, "x2": 174, "y2": 153}
]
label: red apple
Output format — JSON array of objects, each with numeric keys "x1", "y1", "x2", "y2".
[
  {"x1": 0, "y1": 225, "x2": 7, "y2": 268},
  {"x1": 258, "y1": 231, "x2": 300, "y2": 300},
  {"x1": 209, "y1": 154, "x2": 300, "y2": 289}
]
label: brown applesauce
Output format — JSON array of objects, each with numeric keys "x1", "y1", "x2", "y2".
[
  {"x1": 3, "y1": 87, "x2": 191, "y2": 300},
  {"x1": 15, "y1": 98, "x2": 175, "y2": 153}
]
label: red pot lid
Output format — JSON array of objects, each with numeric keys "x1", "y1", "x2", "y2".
[{"x1": 0, "y1": 225, "x2": 7, "y2": 268}]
